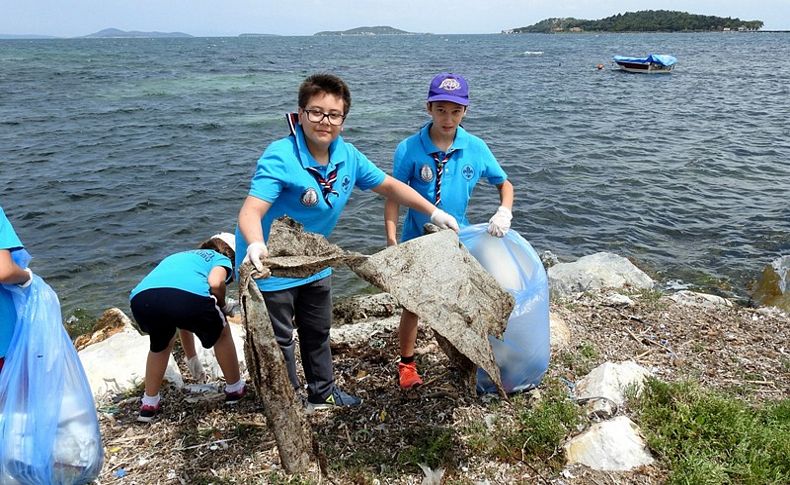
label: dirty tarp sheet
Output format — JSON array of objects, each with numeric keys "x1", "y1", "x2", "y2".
[{"x1": 259, "y1": 217, "x2": 514, "y2": 394}]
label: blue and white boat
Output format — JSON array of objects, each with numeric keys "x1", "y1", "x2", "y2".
[{"x1": 613, "y1": 54, "x2": 677, "y2": 73}]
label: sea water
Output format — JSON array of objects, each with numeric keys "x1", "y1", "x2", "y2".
[{"x1": 1, "y1": 33, "x2": 788, "y2": 320}]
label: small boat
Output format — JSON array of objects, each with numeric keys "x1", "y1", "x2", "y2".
[{"x1": 613, "y1": 54, "x2": 676, "y2": 73}]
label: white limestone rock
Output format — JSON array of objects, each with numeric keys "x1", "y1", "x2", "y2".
[
  {"x1": 575, "y1": 361, "x2": 652, "y2": 416},
  {"x1": 548, "y1": 252, "x2": 653, "y2": 298},
  {"x1": 669, "y1": 290, "x2": 732, "y2": 309},
  {"x1": 78, "y1": 320, "x2": 183, "y2": 401},
  {"x1": 330, "y1": 315, "x2": 400, "y2": 347},
  {"x1": 604, "y1": 293, "x2": 636, "y2": 307},
  {"x1": 565, "y1": 416, "x2": 654, "y2": 471}
]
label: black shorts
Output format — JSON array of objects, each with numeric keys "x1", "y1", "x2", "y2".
[{"x1": 130, "y1": 288, "x2": 226, "y2": 353}]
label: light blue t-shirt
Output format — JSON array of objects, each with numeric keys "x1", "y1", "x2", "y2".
[
  {"x1": 130, "y1": 250, "x2": 232, "y2": 299},
  {"x1": 1, "y1": 206, "x2": 25, "y2": 359},
  {"x1": 393, "y1": 123, "x2": 507, "y2": 242},
  {"x1": 236, "y1": 121, "x2": 386, "y2": 292}
]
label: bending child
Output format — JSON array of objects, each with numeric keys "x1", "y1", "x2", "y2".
[
  {"x1": 384, "y1": 73, "x2": 515, "y2": 389},
  {"x1": 129, "y1": 233, "x2": 244, "y2": 422}
]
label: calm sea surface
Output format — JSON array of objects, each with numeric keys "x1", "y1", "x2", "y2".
[{"x1": 1, "y1": 33, "x2": 789, "y2": 319}]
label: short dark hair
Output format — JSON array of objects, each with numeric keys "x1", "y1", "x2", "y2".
[
  {"x1": 198, "y1": 238, "x2": 235, "y2": 270},
  {"x1": 298, "y1": 73, "x2": 351, "y2": 115}
]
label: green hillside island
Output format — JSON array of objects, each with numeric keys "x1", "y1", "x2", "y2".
[
  {"x1": 507, "y1": 10, "x2": 763, "y2": 33},
  {"x1": 314, "y1": 26, "x2": 415, "y2": 36}
]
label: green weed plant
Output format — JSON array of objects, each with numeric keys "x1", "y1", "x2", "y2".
[{"x1": 633, "y1": 378, "x2": 790, "y2": 484}]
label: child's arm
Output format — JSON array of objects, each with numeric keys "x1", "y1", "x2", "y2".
[
  {"x1": 384, "y1": 199, "x2": 400, "y2": 246},
  {"x1": 0, "y1": 249, "x2": 32, "y2": 286},
  {"x1": 373, "y1": 175, "x2": 459, "y2": 232},
  {"x1": 238, "y1": 196, "x2": 272, "y2": 271},
  {"x1": 496, "y1": 180, "x2": 514, "y2": 210},
  {"x1": 207, "y1": 266, "x2": 228, "y2": 308}
]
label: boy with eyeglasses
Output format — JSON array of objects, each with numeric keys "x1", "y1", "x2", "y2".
[
  {"x1": 384, "y1": 72, "x2": 514, "y2": 390},
  {"x1": 236, "y1": 73, "x2": 459, "y2": 411}
]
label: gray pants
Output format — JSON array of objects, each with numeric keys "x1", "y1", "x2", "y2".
[{"x1": 262, "y1": 276, "x2": 333, "y2": 400}]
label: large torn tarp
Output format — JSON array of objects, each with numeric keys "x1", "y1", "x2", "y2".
[
  {"x1": 240, "y1": 216, "x2": 514, "y2": 474},
  {"x1": 257, "y1": 216, "x2": 514, "y2": 395},
  {"x1": 239, "y1": 264, "x2": 320, "y2": 475},
  {"x1": 349, "y1": 229, "x2": 514, "y2": 396}
]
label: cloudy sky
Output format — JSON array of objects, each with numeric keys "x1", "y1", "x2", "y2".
[{"x1": 1, "y1": 0, "x2": 787, "y2": 37}]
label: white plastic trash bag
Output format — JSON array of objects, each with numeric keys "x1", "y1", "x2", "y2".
[
  {"x1": 0, "y1": 250, "x2": 103, "y2": 484},
  {"x1": 459, "y1": 225, "x2": 550, "y2": 393}
]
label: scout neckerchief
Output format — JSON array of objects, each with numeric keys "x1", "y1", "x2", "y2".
[
  {"x1": 306, "y1": 166, "x2": 339, "y2": 208},
  {"x1": 432, "y1": 150, "x2": 454, "y2": 205},
  {"x1": 286, "y1": 112, "x2": 339, "y2": 208}
]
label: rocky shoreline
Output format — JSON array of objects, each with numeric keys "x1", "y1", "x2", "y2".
[{"x1": 78, "y1": 251, "x2": 788, "y2": 484}]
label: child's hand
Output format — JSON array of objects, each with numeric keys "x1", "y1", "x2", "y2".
[
  {"x1": 243, "y1": 241, "x2": 269, "y2": 272},
  {"x1": 430, "y1": 209, "x2": 460, "y2": 233},
  {"x1": 487, "y1": 206, "x2": 512, "y2": 237}
]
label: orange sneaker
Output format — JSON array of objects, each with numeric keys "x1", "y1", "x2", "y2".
[{"x1": 398, "y1": 361, "x2": 423, "y2": 389}]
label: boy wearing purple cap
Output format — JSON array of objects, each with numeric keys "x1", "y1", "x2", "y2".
[{"x1": 384, "y1": 72, "x2": 514, "y2": 389}]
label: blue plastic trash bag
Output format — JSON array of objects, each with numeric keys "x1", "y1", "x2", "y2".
[
  {"x1": 0, "y1": 253, "x2": 103, "y2": 484},
  {"x1": 459, "y1": 225, "x2": 550, "y2": 394}
]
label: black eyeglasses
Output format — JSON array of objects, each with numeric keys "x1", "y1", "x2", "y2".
[{"x1": 303, "y1": 108, "x2": 346, "y2": 126}]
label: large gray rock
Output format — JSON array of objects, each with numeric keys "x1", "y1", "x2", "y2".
[{"x1": 548, "y1": 252, "x2": 654, "y2": 298}]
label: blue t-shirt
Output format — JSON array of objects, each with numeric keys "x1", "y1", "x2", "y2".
[
  {"x1": 1, "y1": 206, "x2": 25, "y2": 359},
  {"x1": 236, "y1": 121, "x2": 386, "y2": 292},
  {"x1": 393, "y1": 122, "x2": 508, "y2": 242},
  {"x1": 130, "y1": 250, "x2": 233, "y2": 299}
]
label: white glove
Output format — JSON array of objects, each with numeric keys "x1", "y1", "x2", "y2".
[
  {"x1": 242, "y1": 241, "x2": 269, "y2": 272},
  {"x1": 487, "y1": 206, "x2": 512, "y2": 238},
  {"x1": 18, "y1": 268, "x2": 33, "y2": 288},
  {"x1": 186, "y1": 355, "x2": 205, "y2": 382},
  {"x1": 430, "y1": 209, "x2": 460, "y2": 232},
  {"x1": 221, "y1": 298, "x2": 239, "y2": 317}
]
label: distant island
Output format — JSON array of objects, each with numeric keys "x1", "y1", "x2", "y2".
[
  {"x1": 507, "y1": 10, "x2": 764, "y2": 33},
  {"x1": 83, "y1": 28, "x2": 192, "y2": 39},
  {"x1": 314, "y1": 26, "x2": 414, "y2": 36},
  {"x1": 0, "y1": 34, "x2": 59, "y2": 39}
]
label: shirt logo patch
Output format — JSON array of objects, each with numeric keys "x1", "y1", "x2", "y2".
[
  {"x1": 419, "y1": 164, "x2": 434, "y2": 182},
  {"x1": 462, "y1": 164, "x2": 475, "y2": 181},
  {"x1": 300, "y1": 187, "x2": 319, "y2": 207},
  {"x1": 439, "y1": 78, "x2": 461, "y2": 91},
  {"x1": 341, "y1": 175, "x2": 351, "y2": 193}
]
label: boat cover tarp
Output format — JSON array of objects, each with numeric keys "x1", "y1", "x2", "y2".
[{"x1": 613, "y1": 54, "x2": 677, "y2": 66}]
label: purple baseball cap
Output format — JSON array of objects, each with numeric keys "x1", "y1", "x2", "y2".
[{"x1": 426, "y1": 73, "x2": 469, "y2": 106}]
